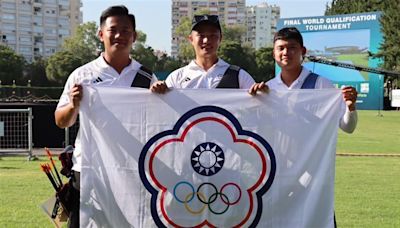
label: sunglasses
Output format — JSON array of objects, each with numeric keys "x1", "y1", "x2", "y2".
[{"x1": 193, "y1": 15, "x2": 220, "y2": 23}]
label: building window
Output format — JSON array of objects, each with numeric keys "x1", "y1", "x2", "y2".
[
  {"x1": 44, "y1": 28, "x2": 57, "y2": 34},
  {"x1": 20, "y1": 46, "x2": 33, "y2": 54},
  {"x1": 2, "y1": 14, "x2": 16, "y2": 20},
  {"x1": 2, "y1": 24, "x2": 16, "y2": 31},
  {"x1": 45, "y1": 47, "x2": 57, "y2": 54},
  {"x1": 19, "y1": 15, "x2": 32, "y2": 23},
  {"x1": 33, "y1": 26, "x2": 44, "y2": 33},
  {"x1": 59, "y1": 29, "x2": 70, "y2": 35},
  {"x1": 19, "y1": 26, "x2": 32, "y2": 32},
  {"x1": 3, "y1": 2, "x2": 16, "y2": 9},
  {"x1": 34, "y1": 36, "x2": 43, "y2": 43}
]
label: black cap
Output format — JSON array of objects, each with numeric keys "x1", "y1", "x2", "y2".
[{"x1": 191, "y1": 14, "x2": 221, "y2": 32}]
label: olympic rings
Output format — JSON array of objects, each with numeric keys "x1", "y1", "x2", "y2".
[
  {"x1": 184, "y1": 192, "x2": 207, "y2": 215},
  {"x1": 208, "y1": 192, "x2": 230, "y2": 215},
  {"x1": 197, "y1": 182, "x2": 218, "y2": 204},
  {"x1": 173, "y1": 181, "x2": 242, "y2": 215},
  {"x1": 173, "y1": 181, "x2": 195, "y2": 203},
  {"x1": 220, "y1": 182, "x2": 241, "y2": 205}
]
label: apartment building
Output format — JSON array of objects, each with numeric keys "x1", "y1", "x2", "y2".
[
  {"x1": 246, "y1": 2, "x2": 280, "y2": 49},
  {"x1": 171, "y1": 0, "x2": 246, "y2": 58},
  {"x1": 0, "y1": 0, "x2": 82, "y2": 62}
]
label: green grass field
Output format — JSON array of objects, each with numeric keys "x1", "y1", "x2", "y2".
[
  {"x1": 0, "y1": 157, "x2": 56, "y2": 227},
  {"x1": 337, "y1": 53, "x2": 369, "y2": 67},
  {"x1": 0, "y1": 110, "x2": 399, "y2": 227},
  {"x1": 337, "y1": 110, "x2": 400, "y2": 154},
  {"x1": 337, "y1": 53, "x2": 370, "y2": 80},
  {"x1": 335, "y1": 156, "x2": 400, "y2": 228}
]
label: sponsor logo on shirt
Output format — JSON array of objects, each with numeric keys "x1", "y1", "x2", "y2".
[{"x1": 92, "y1": 77, "x2": 103, "y2": 84}]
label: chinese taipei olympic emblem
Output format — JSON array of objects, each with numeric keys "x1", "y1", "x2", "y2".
[{"x1": 139, "y1": 106, "x2": 276, "y2": 227}]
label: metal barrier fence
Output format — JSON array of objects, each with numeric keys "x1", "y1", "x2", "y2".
[
  {"x1": 65, "y1": 118, "x2": 79, "y2": 147},
  {"x1": 0, "y1": 108, "x2": 33, "y2": 157}
]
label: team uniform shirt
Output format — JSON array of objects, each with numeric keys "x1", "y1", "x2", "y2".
[
  {"x1": 165, "y1": 58, "x2": 255, "y2": 89},
  {"x1": 56, "y1": 54, "x2": 158, "y2": 172},
  {"x1": 266, "y1": 67, "x2": 358, "y2": 133}
]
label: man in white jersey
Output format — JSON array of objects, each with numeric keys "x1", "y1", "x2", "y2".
[
  {"x1": 55, "y1": 5, "x2": 157, "y2": 227},
  {"x1": 151, "y1": 14, "x2": 267, "y2": 92},
  {"x1": 250, "y1": 27, "x2": 358, "y2": 133}
]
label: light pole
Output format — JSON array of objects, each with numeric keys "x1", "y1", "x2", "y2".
[{"x1": 377, "y1": 74, "x2": 383, "y2": 117}]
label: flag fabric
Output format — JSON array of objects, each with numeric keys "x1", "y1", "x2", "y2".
[{"x1": 79, "y1": 86, "x2": 343, "y2": 228}]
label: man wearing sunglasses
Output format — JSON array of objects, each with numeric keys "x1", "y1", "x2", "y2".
[{"x1": 151, "y1": 14, "x2": 267, "y2": 92}]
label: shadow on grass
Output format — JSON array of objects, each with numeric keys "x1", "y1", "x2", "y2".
[{"x1": 0, "y1": 167, "x2": 20, "y2": 170}]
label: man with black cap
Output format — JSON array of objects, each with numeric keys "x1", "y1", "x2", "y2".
[{"x1": 151, "y1": 14, "x2": 266, "y2": 91}]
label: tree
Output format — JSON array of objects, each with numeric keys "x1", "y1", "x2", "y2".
[
  {"x1": 46, "y1": 50, "x2": 82, "y2": 84},
  {"x1": 136, "y1": 30, "x2": 147, "y2": 44},
  {"x1": 43, "y1": 22, "x2": 100, "y2": 84},
  {"x1": 131, "y1": 44, "x2": 158, "y2": 69},
  {"x1": 221, "y1": 24, "x2": 246, "y2": 43},
  {"x1": 24, "y1": 56, "x2": 52, "y2": 86},
  {"x1": 63, "y1": 22, "x2": 102, "y2": 64},
  {"x1": 219, "y1": 41, "x2": 257, "y2": 77},
  {"x1": 375, "y1": 1, "x2": 400, "y2": 72},
  {"x1": 175, "y1": 16, "x2": 195, "y2": 62},
  {"x1": 255, "y1": 47, "x2": 275, "y2": 82},
  {"x1": 154, "y1": 53, "x2": 184, "y2": 72},
  {"x1": 132, "y1": 29, "x2": 185, "y2": 72},
  {"x1": 0, "y1": 44, "x2": 25, "y2": 85},
  {"x1": 131, "y1": 30, "x2": 160, "y2": 69}
]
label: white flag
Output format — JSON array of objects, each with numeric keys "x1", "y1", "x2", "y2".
[{"x1": 79, "y1": 87, "x2": 343, "y2": 228}]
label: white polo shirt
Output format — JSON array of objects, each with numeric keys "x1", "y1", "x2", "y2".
[
  {"x1": 165, "y1": 58, "x2": 255, "y2": 89},
  {"x1": 267, "y1": 67, "x2": 358, "y2": 133},
  {"x1": 267, "y1": 67, "x2": 335, "y2": 89},
  {"x1": 57, "y1": 54, "x2": 157, "y2": 172}
]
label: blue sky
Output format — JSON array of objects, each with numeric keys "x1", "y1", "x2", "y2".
[{"x1": 82, "y1": 0, "x2": 332, "y2": 54}]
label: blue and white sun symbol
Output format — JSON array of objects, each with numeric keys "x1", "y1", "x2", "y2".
[{"x1": 191, "y1": 142, "x2": 225, "y2": 176}]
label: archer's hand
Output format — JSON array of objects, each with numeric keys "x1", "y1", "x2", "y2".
[
  {"x1": 248, "y1": 82, "x2": 269, "y2": 96},
  {"x1": 151, "y1": 81, "x2": 169, "y2": 94},
  {"x1": 70, "y1": 84, "x2": 82, "y2": 109},
  {"x1": 341, "y1": 86, "x2": 357, "y2": 111}
]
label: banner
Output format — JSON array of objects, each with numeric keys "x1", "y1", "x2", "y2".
[
  {"x1": 79, "y1": 86, "x2": 343, "y2": 227},
  {"x1": 391, "y1": 89, "x2": 400, "y2": 107}
]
